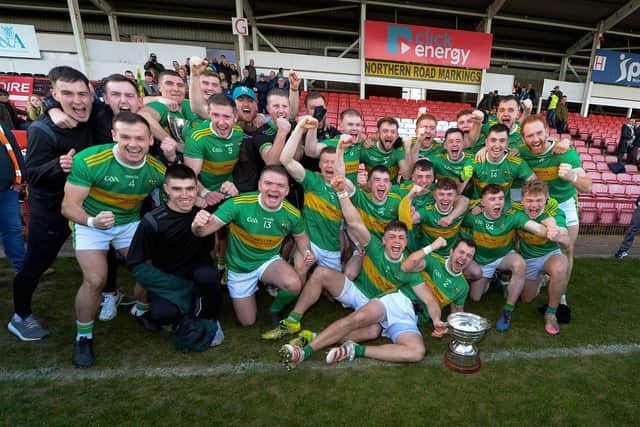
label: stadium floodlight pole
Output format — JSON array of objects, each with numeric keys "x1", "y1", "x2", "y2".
[
  {"x1": 235, "y1": 0, "x2": 246, "y2": 71},
  {"x1": 580, "y1": 22, "x2": 603, "y2": 117},
  {"x1": 67, "y1": 0, "x2": 90, "y2": 77},
  {"x1": 359, "y1": 1, "x2": 366, "y2": 99}
]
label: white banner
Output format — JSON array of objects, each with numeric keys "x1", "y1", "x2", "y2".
[{"x1": 0, "y1": 23, "x2": 41, "y2": 59}]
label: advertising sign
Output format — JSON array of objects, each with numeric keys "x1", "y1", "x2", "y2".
[
  {"x1": 365, "y1": 60, "x2": 481, "y2": 85},
  {"x1": 0, "y1": 75, "x2": 34, "y2": 109},
  {"x1": 592, "y1": 49, "x2": 640, "y2": 87},
  {"x1": 365, "y1": 20, "x2": 492, "y2": 69},
  {"x1": 0, "y1": 23, "x2": 40, "y2": 59}
]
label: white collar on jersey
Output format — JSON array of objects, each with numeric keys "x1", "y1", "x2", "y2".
[{"x1": 112, "y1": 145, "x2": 146, "y2": 169}]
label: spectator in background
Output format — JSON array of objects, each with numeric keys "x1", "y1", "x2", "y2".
[
  {"x1": 142, "y1": 71, "x2": 161, "y2": 96},
  {"x1": 144, "y1": 53, "x2": 166, "y2": 79},
  {"x1": 277, "y1": 76, "x2": 289, "y2": 91},
  {"x1": 218, "y1": 55, "x2": 232, "y2": 83},
  {"x1": 124, "y1": 70, "x2": 136, "y2": 82},
  {"x1": 546, "y1": 86, "x2": 560, "y2": 129},
  {"x1": 230, "y1": 63, "x2": 239, "y2": 81},
  {"x1": 268, "y1": 71, "x2": 278, "y2": 91},
  {"x1": 614, "y1": 195, "x2": 640, "y2": 259},
  {"x1": 178, "y1": 66, "x2": 189, "y2": 84},
  {"x1": 255, "y1": 73, "x2": 270, "y2": 113},
  {"x1": 221, "y1": 79, "x2": 232, "y2": 99},
  {"x1": 172, "y1": 60, "x2": 180, "y2": 72},
  {"x1": 0, "y1": 123, "x2": 26, "y2": 274},
  {"x1": 240, "y1": 68, "x2": 255, "y2": 89},
  {"x1": 245, "y1": 59, "x2": 257, "y2": 82},
  {"x1": 617, "y1": 119, "x2": 637, "y2": 165},
  {"x1": 0, "y1": 89, "x2": 26, "y2": 130},
  {"x1": 526, "y1": 83, "x2": 536, "y2": 104},
  {"x1": 230, "y1": 74, "x2": 241, "y2": 91},
  {"x1": 555, "y1": 95, "x2": 569, "y2": 134},
  {"x1": 26, "y1": 95, "x2": 43, "y2": 123}
]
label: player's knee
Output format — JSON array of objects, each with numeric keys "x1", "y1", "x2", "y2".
[
  {"x1": 282, "y1": 275, "x2": 301, "y2": 294},
  {"x1": 363, "y1": 324, "x2": 382, "y2": 341},
  {"x1": 512, "y1": 259, "x2": 526, "y2": 275},
  {"x1": 349, "y1": 310, "x2": 371, "y2": 328},
  {"x1": 82, "y1": 273, "x2": 107, "y2": 292},
  {"x1": 404, "y1": 342, "x2": 425, "y2": 362},
  {"x1": 469, "y1": 293, "x2": 482, "y2": 303}
]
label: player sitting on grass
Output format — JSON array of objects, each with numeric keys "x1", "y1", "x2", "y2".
[{"x1": 127, "y1": 164, "x2": 224, "y2": 351}]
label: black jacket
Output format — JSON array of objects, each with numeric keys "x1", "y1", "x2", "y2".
[{"x1": 0, "y1": 125, "x2": 26, "y2": 191}]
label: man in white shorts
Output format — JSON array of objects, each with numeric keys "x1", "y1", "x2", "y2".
[
  {"x1": 515, "y1": 179, "x2": 570, "y2": 335},
  {"x1": 191, "y1": 165, "x2": 314, "y2": 326},
  {"x1": 62, "y1": 112, "x2": 167, "y2": 367}
]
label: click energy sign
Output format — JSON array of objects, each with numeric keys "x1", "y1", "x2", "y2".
[{"x1": 365, "y1": 20, "x2": 493, "y2": 70}]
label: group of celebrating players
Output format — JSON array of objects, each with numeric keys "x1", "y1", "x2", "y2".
[{"x1": 7, "y1": 57, "x2": 591, "y2": 370}]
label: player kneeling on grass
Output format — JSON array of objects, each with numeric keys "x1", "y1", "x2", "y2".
[
  {"x1": 462, "y1": 184, "x2": 551, "y2": 332},
  {"x1": 516, "y1": 179, "x2": 570, "y2": 335},
  {"x1": 280, "y1": 224, "x2": 451, "y2": 371},
  {"x1": 62, "y1": 112, "x2": 168, "y2": 368},
  {"x1": 126, "y1": 164, "x2": 224, "y2": 351},
  {"x1": 191, "y1": 165, "x2": 314, "y2": 326}
]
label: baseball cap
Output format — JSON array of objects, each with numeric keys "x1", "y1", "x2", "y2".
[
  {"x1": 553, "y1": 85, "x2": 559, "y2": 89},
  {"x1": 232, "y1": 86, "x2": 256, "y2": 101},
  {"x1": 150, "y1": 53, "x2": 157, "y2": 58}
]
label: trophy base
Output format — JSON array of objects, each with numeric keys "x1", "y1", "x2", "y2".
[{"x1": 444, "y1": 352, "x2": 482, "y2": 374}]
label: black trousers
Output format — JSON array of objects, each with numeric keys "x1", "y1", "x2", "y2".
[
  {"x1": 148, "y1": 260, "x2": 221, "y2": 326},
  {"x1": 12, "y1": 196, "x2": 118, "y2": 318}
]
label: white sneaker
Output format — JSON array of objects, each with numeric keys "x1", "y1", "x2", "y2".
[
  {"x1": 99, "y1": 292, "x2": 121, "y2": 321},
  {"x1": 210, "y1": 321, "x2": 224, "y2": 347},
  {"x1": 326, "y1": 340, "x2": 356, "y2": 364}
]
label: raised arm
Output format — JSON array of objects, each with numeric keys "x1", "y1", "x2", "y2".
[
  {"x1": 558, "y1": 164, "x2": 592, "y2": 194},
  {"x1": 467, "y1": 109, "x2": 484, "y2": 149},
  {"x1": 331, "y1": 175, "x2": 370, "y2": 246},
  {"x1": 280, "y1": 116, "x2": 318, "y2": 181},
  {"x1": 288, "y1": 70, "x2": 301, "y2": 119},
  {"x1": 304, "y1": 126, "x2": 327, "y2": 158},
  {"x1": 401, "y1": 237, "x2": 446, "y2": 273},
  {"x1": 412, "y1": 282, "x2": 446, "y2": 330},
  {"x1": 188, "y1": 57, "x2": 209, "y2": 119},
  {"x1": 191, "y1": 209, "x2": 226, "y2": 237},
  {"x1": 260, "y1": 117, "x2": 292, "y2": 166}
]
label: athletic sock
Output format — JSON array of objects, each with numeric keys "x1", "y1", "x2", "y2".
[
  {"x1": 354, "y1": 344, "x2": 367, "y2": 358},
  {"x1": 503, "y1": 303, "x2": 515, "y2": 312},
  {"x1": 546, "y1": 305, "x2": 558, "y2": 315},
  {"x1": 286, "y1": 311, "x2": 302, "y2": 323},
  {"x1": 302, "y1": 344, "x2": 314, "y2": 359},
  {"x1": 132, "y1": 302, "x2": 150, "y2": 316},
  {"x1": 560, "y1": 293, "x2": 568, "y2": 305},
  {"x1": 76, "y1": 320, "x2": 94, "y2": 341},
  {"x1": 270, "y1": 289, "x2": 298, "y2": 314}
]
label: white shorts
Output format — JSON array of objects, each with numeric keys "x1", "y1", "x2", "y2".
[
  {"x1": 310, "y1": 241, "x2": 342, "y2": 271},
  {"x1": 335, "y1": 277, "x2": 369, "y2": 310},
  {"x1": 481, "y1": 252, "x2": 512, "y2": 279},
  {"x1": 227, "y1": 256, "x2": 281, "y2": 299},
  {"x1": 73, "y1": 221, "x2": 139, "y2": 251},
  {"x1": 378, "y1": 292, "x2": 421, "y2": 343},
  {"x1": 525, "y1": 249, "x2": 563, "y2": 280},
  {"x1": 558, "y1": 197, "x2": 579, "y2": 227}
]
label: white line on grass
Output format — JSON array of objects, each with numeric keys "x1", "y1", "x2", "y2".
[{"x1": 1, "y1": 343, "x2": 638, "y2": 382}]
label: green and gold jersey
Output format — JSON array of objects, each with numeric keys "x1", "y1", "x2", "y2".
[
  {"x1": 213, "y1": 192, "x2": 304, "y2": 273},
  {"x1": 410, "y1": 136, "x2": 444, "y2": 160},
  {"x1": 514, "y1": 199, "x2": 566, "y2": 259},
  {"x1": 184, "y1": 122, "x2": 243, "y2": 192},
  {"x1": 321, "y1": 135, "x2": 362, "y2": 183},
  {"x1": 146, "y1": 99, "x2": 201, "y2": 136},
  {"x1": 355, "y1": 237, "x2": 423, "y2": 299},
  {"x1": 430, "y1": 151, "x2": 473, "y2": 182},
  {"x1": 415, "y1": 205, "x2": 464, "y2": 255},
  {"x1": 351, "y1": 188, "x2": 401, "y2": 240},
  {"x1": 461, "y1": 208, "x2": 529, "y2": 265},
  {"x1": 470, "y1": 154, "x2": 533, "y2": 208},
  {"x1": 67, "y1": 144, "x2": 165, "y2": 225},
  {"x1": 470, "y1": 121, "x2": 523, "y2": 154},
  {"x1": 401, "y1": 252, "x2": 469, "y2": 324},
  {"x1": 391, "y1": 180, "x2": 435, "y2": 209},
  {"x1": 298, "y1": 169, "x2": 342, "y2": 251},
  {"x1": 516, "y1": 142, "x2": 581, "y2": 203},
  {"x1": 360, "y1": 142, "x2": 405, "y2": 181}
]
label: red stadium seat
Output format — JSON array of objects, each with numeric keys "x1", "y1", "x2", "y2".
[
  {"x1": 608, "y1": 184, "x2": 626, "y2": 197},
  {"x1": 12, "y1": 130, "x2": 27, "y2": 150},
  {"x1": 601, "y1": 172, "x2": 616, "y2": 183},
  {"x1": 598, "y1": 207, "x2": 618, "y2": 225},
  {"x1": 617, "y1": 173, "x2": 632, "y2": 184},
  {"x1": 591, "y1": 183, "x2": 609, "y2": 198},
  {"x1": 625, "y1": 185, "x2": 640, "y2": 200},
  {"x1": 632, "y1": 174, "x2": 640, "y2": 184},
  {"x1": 582, "y1": 161, "x2": 596, "y2": 171},
  {"x1": 595, "y1": 162, "x2": 610, "y2": 172},
  {"x1": 625, "y1": 164, "x2": 638, "y2": 174},
  {"x1": 579, "y1": 207, "x2": 598, "y2": 225},
  {"x1": 587, "y1": 171, "x2": 602, "y2": 184}
]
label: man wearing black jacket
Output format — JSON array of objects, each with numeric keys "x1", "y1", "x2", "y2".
[{"x1": 8, "y1": 66, "x2": 94, "y2": 341}]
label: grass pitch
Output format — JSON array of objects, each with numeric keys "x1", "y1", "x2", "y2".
[{"x1": 1, "y1": 258, "x2": 639, "y2": 426}]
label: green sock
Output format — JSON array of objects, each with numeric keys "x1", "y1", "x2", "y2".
[
  {"x1": 134, "y1": 302, "x2": 150, "y2": 316},
  {"x1": 287, "y1": 311, "x2": 302, "y2": 323},
  {"x1": 546, "y1": 305, "x2": 558, "y2": 315},
  {"x1": 270, "y1": 289, "x2": 298, "y2": 314},
  {"x1": 503, "y1": 303, "x2": 515, "y2": 312},
  {"x1": 303, "y1": 344, "x2": 315, "y2": 359},
  {"x1": 354, "y1": 344, "x2": 367, "y2": 358},
  {"x1": 76, "y1": 320, "x2": 94, "y2": 341}
]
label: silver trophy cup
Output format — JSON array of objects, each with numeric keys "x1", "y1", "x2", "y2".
[
  {"x1": 168, "y1": 116, "x2": 186, "y2": 143},
  {"x1": 444, "y1": 312, "x2": 491, "y2": 374}
]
